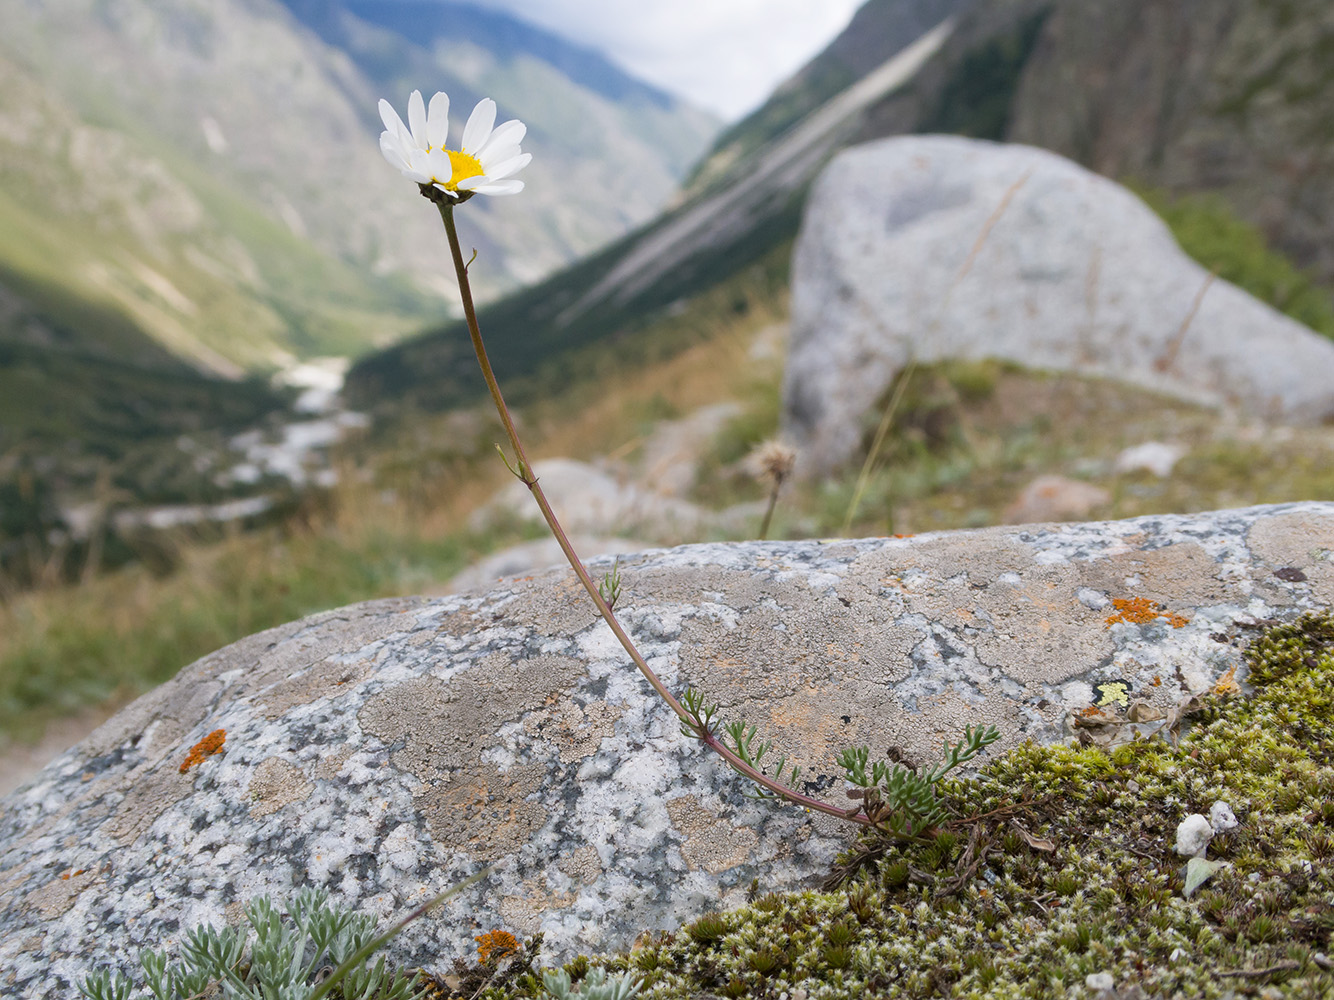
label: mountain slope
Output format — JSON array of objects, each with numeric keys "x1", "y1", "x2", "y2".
[
  {"x1": 683, "y1": 0, "x2": 971, "y2": 198},
  {"x1": 0, "y1": 0, "x2": 718, "y2": 372},
  {"x1": 346, "y1": 0, "x2": 1334, "y2": 417},
  {"x1": 1005, "y1": 0, "x2": 1334, "y2": 284},
  {"x1": 0, "y1": 1, "x2": 434, "y2": 373}
]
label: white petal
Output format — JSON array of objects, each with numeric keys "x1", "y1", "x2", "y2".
[
  {"x1": 378, "y1": 101, "x2": 413, "y2": 149},
  {"x1": 475, "y1": 119, "x2": 525, "y2": 157},
  {"x1": 461, "y1": 98, "x2": 497, "y2": 153},
  {"x1": 407, "y1": 90, "x2": 428, "y2": 147},
  {"x1": 378, "y1": 98, "x2": 405, "y2": 136},
  {"x1": 378, "y1": 104, "x2": 413, "y2": 156},
  {"x1": 424, "y1": 148, "x2": 454, "y2": 180},
  {"x1": 379, "y1": 131, "x2": 411, "y2": 172},
  {"x1": 477, "y1": 142, "x2": 522, "y2": 168},
  {"x1": 454, "y1": 174, "x2": 487, "y2": 190},
  {"x1": 401, "y1": 147, "x2": 435, "y2": 184},
  {"x1": 426, "y1": 91, "x2": 450, "y2": 150},
  {"x1": 480, "y1": 152, "x2": 530, "y2": 181},
  {"x1": 472, "y1": 178, "x2": 524, "y2": 196}
]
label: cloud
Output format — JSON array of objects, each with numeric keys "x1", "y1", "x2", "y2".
[{"x1": 458, "y1": 0, "x2": 863, "y2": 118}]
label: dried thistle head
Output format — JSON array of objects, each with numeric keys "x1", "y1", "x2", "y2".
[{"x1": 746, "y1": 439, "x2": 797, "y2": 491}]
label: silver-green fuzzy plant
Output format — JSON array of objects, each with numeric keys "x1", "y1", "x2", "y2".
[
  {"x1": 78, "y1": 887, "x2": 436, "y2": 1000},
  {"x1": 542, "y1": 967, "x2": 641, "y2": 1000}
]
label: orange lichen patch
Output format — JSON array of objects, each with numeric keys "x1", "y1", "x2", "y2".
[
  {"x1": 1213, "y1": 665, "x2": 1241, "y2": 696},
  {"x1": 1077, "y1": 705, "x2": 1103, "y2": 718},
  {"x1": 1104, "y1": 597, "x2": 1189, "y2": 628},
  {"x1": 180, "y1": 729, "x2": 226, "y2": 773},
  {"x1": 475, "y1": 929, "x2": 519, "y2": 964},
  {"x1": 59, "y1": 869, "x2": 87, "y2": 880}
]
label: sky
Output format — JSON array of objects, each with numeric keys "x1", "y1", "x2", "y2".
[{"x1": 460, "y1": 0, "x2": 866, "y2": 120}]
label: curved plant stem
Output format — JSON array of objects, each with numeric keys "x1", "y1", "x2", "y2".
[
  {"x1": 432, "y1": 194, "x2": 864, "y2": 825},
  {"x1": 758, "y1": 487, "x2": 780, "y2": 541}
]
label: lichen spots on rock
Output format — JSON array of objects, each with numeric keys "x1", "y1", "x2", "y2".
[
  {"x1": 557, "y1": 845, "x2": 603, "y2": 886},
  {"x1": 23, "y1": 868, "x2": 101, "y2": 920},
  {"x1": 522, "y1": 698, "x2": 623, "y2": 764},
  {"x1": 258, "y1": 659, "x2": 374, "y2": 719},
  {"x1": 666, "y1": 795, "x2": 759, "y2": 874},
  {"x1": 3, "y1": 505, "x2": 1332, "y2": 996},
  {"x1": 418, "y1": 762, "x2": 549, "y2": 863},
  {"x1": 357, "y1": 654, "x2": 585, "y2": 779},
  {"x1": 1247, "y1": 508, "x2": 1334, "y2": 604},
  {"x1": 179, "y1": 728, "x2": 225, "y2": 772},
  {"x1": 1105, "y1": 597, "x2": 1190, "y2": 628},
  {"x1": 247, "y1": 757, "x2": 313, "y2": 818}
]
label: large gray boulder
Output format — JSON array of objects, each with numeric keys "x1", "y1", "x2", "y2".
[
  {"x1": 3, "y1": 502, "x2": 1333, "y2": 996},
  {"x1": 784, "y1": 135, "x2": 1334, "y2": 476}
]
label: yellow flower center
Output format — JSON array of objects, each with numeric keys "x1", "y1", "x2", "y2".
[{"x1": 443, "y1": 149, "x2": 484, "y2": 190}]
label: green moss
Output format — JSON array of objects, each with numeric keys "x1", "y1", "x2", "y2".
[{"x1": 474, "y1": 613, "x2": 1334, "y2": 999}]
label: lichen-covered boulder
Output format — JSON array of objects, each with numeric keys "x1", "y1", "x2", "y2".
[
  {"x1": 3, "y1": 502, "x2": 1333, "y2": 996},
  {"x1": 783, "y1": 134, "x2": 1334, "y2": 475}
]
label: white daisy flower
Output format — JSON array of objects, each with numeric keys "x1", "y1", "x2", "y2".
[{"x1": 378, "y1": 90, "x2": 530, "y2": 198}]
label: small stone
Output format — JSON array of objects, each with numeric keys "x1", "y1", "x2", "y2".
[
  {"x1": 1114, "y1": 442, "x2": 1186, "y2": 478},
  {"x1": 1085, "y1": 971, "x2": 1115, "y2": 991},
  {"x1": 1208, "y1": 800, "x2": 1238, "y2": 833},
  {"x1": 1002, "y1": 475, "x2": 1110, "y2": 525},
  {"x1": 1175, "y1": 814, "x2": 1214, "y2": 857}
]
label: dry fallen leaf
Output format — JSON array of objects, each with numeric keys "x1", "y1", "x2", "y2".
[
  {"x1": 1011, "y1": 820, "x2": 1056, "y2": 852},
  {"x1": 1072, "y1": 707, "x2": 1124, "y2": 728},
  {"x1": 1126, "y1": 700, "x2": 1166, "y2": 723}
]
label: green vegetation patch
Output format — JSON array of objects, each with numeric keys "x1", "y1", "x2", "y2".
[
  {"x1": 1133, "y1": 186, "x2": 1334, "y2": 338},
  {"x1": 466, "y1": 613, "x2": 1334, "y2": 999}
]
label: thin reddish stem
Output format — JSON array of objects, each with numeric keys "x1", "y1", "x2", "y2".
[{"x1": 433, "y1": 195, "x2": 863, "y2": 824}]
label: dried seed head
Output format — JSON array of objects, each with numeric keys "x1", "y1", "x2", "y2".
[{"x1": 746, "y1": 439, "x2": 797, "y2": 490}]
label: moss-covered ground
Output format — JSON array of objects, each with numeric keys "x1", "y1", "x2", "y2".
[{"x1": 443, "y1": 613, "x2": 1334, "y2": 999}]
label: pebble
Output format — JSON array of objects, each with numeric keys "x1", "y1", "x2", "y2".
[
  {"x1": 1085, "y1": 971, "x2": 1116, "y2": 991},
  {"x1": 1208, "y1": 800, "x2": 1238, "y2": 833},
  {"x1": 1175, "y1": 814, "x2": 1214, "y2": 857}
]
